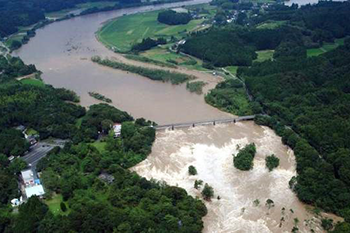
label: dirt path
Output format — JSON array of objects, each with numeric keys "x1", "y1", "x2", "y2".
[{"x1": 15, "y1": 72, "x2": 38, "y2": 81}]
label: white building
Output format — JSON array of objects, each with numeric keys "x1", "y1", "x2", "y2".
[
  {"x1": 113, "y1": 123, "x2": 122, "y2": 138},
  {"x1": 25, "y1": 185, "x2": 45, "y2": 199},
  {"x1": 21, "y1": 169, "x2": 34, "y2": 187}
]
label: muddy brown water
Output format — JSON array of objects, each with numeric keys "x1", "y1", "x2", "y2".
[
  {"x1": 14, "y1": 0, "x2": 230, "y2": 125},
  {"x1": 14, "y1": 1, "x2": 341, "y2": 232},
  {"x1": 132, "y1": 123, "x2": 341, "y2": 233}
]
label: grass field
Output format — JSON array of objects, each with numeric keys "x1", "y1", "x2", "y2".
[
  {"x1": 26, "y1": 128, "x2": 39, "y2": 136},
  {"x1": 97, "y1": 10, "x2": 204, "y2": 52},
  {"x1": 256, "y1": 20, "x2": 286, "y2": 30},
  {"x1": 140, "y1": 48, "x2": 206, "y2": 71},
  {"x1": 90, "y1": 141, "x2": 107, "y2": 153},
  {"x1": 307, "y1": 38, "x2": 345, "y2": 57},
  {"x1": 255, "y1": 50, "x2": 274, "y2": 62},
  {"x1": 20, "y1": 78, "x2": 45, "y2": 87},
  {"x1": 45, "y1": 194, "x2": 69, "y2": 215},
  {"x1": 225, "y1": 66, "x2": 238, "y2": 75}
]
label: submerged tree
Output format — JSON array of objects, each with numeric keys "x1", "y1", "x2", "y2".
[
  {"x1": 201, "y1": 183, "x2": 214, "y2": 201},
  {"x1": 266, "y1": 199, "x2": 275, "y2": 209},
  {"x1": 265, "y1": 154, "x2": 280, "y2": 172},
  {"x1": 233, "y1": 143, "x2": 256, "y2": 170},
  {"x1": 194, "y1": 180, "x2": 203, "y2": 189},
  {"x1": 188, "y1": 165, "x2": 198, "y2": 175}
]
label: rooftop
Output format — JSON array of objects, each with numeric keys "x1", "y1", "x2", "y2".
[
  {"x1": 25, "y1": 185, "x2": 45, "y2": 198},
  {"x1": 21, "y1": 169, "x2": 34, "y2": 182}
]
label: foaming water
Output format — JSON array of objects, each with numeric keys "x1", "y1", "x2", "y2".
[{"x1": 132, "y1": 122, "x2": 332, "y2": 233}]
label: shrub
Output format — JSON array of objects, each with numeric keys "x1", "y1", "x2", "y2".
[{"x1": 60, "y1": 202, "x2": 67, "y2": 212}]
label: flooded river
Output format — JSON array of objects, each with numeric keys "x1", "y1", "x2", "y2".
[
  {"x1": 133, "y1": 123, "x2": 338, "y2": 233},
  {"x1": 14, "y1": 0, "x2": 340, "y2": 232},
  {"x1": 14, "y1": 0, "x2": 229, "y2": 125}
]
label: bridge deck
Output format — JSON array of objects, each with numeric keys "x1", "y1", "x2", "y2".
[{"x1": 155, "y1": 115, "x2": 256, "y2": 130}]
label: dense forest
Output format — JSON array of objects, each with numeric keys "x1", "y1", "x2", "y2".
[
  {"x1": 181, "y1": 26, "x2": 301, "y2": 66},
  {"x1": 0, "y1": 55, "x2": 207, "y2": 232},
  {"x1": 0, "y1": 55, "x2": 37, "y2": 83},
  {"x1": 254, "y1": 2, "x2": 350, "y2": 41},
  {"x1": 181, "y1": 1, "x2": 350, "y2": 67},
  {"x1": 234, "y1": 39, "x2": 350, "y2": 231},
  {"x1": 157, "y1": 10, "x2": 192, "y2": 25}
]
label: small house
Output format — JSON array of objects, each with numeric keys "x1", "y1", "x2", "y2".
[
  {"x1": 25, "y1": 185, "x2": 45, "y2": 199},
  {"x1": 21, "y1": 169, "x2": 35, "y2": 187},
  {"x1": 113, "y1": 123, "x2": 122, "y2": 138}
]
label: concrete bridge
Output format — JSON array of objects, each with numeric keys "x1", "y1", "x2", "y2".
[{"x1": 155, "y1": 115, "x2": 256, "y2": 131}]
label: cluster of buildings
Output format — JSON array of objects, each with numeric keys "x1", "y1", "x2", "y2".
[
  {"x1": 21, "y1": 169, "x2": 45, "y2": 199},
  {"x1": 11, "y1": 169, "x2": 45, "y2": 207},
  {"x1": 10, "y1": 123, "x2": 121, "y2": 208}
]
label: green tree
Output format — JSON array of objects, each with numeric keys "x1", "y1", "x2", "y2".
[
  {"x1": 13, "y1": 196, "x2": 49, "y2": 233},
  {"x1": 266, "y1": 199, "x2": 275, "y2": 209},
  {"x1": 194, "y1": 180, "x2": 203, "y2": 189},
  {"x1": 201, "y1": 183, "x2": 214, "y2": 201}
]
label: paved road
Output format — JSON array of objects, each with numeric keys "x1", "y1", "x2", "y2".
[
  {"x1": 22, "y1": 143, "x2": 54, "y2": 170},
  {"x1": 0, "y1": 41, "x2": 10, "y2": 57},
  {"x1": 22, "y1": 140, "x2": 67, "y2": 171}
]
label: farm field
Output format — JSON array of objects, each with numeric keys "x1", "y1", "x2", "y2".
[
  {"x1": 45, "y1": 194, "x2": 70, "y2": 215},
  {"x1": 307, "y1": 38, "x2": 345, "y2": 57},
  {"x1": 20, "y1": 78, "x2": 45, "y2": 87},
  {"x1": 256, "y1": 20, "x2": 286, "y2": 29},
  {"x1": 97, "y1": 10, "x2": 204, "y2": 52},
  {"x1": 255, "y1": 50, "x2": 274, "y2": 62},
  {"x1": 141, "y1": 48, "x2": 206, "y2": 70}
]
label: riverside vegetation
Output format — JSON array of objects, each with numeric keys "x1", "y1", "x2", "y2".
[
  {"x1": 88, "y1": 91, "x2": 112, "y2": 103},
  {"x1": 91, "y1": 56, "x2": 192, "y2": 84}
]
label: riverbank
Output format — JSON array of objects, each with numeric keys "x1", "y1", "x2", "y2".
[{"x1": 2, "y1": 0, "x2": 193, "y2": 52}]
